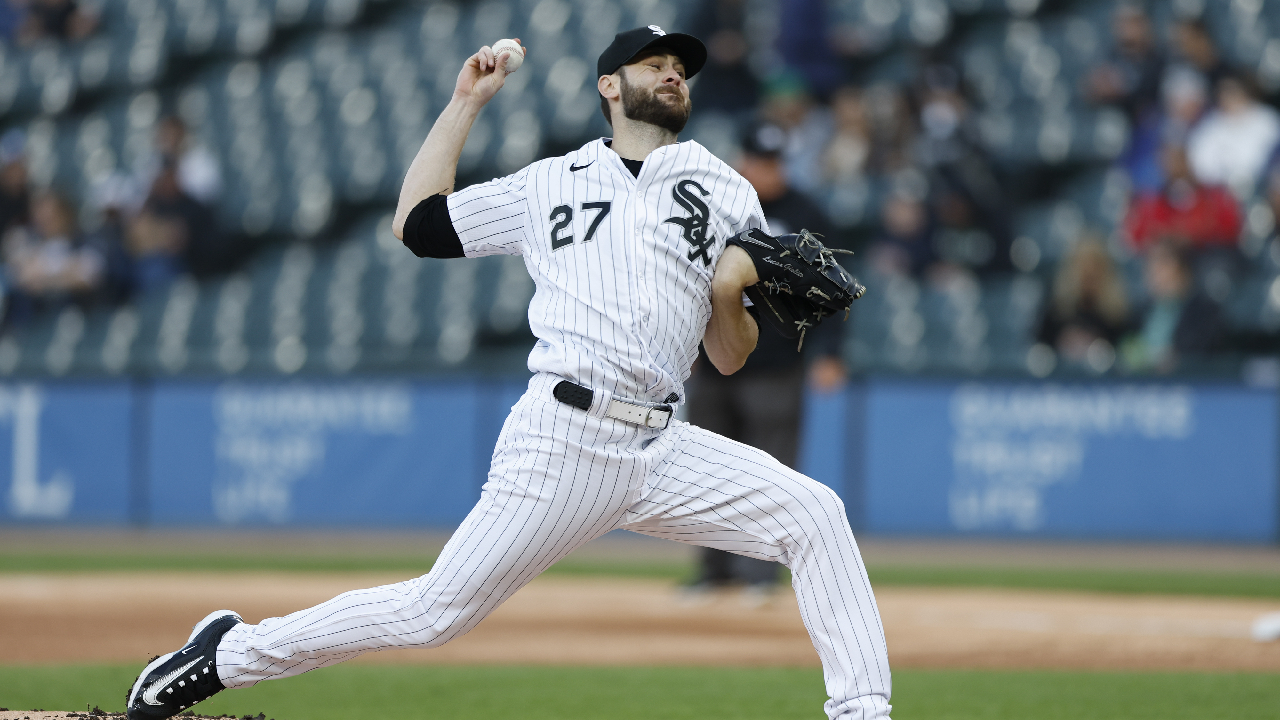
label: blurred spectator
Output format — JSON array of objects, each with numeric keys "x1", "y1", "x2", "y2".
[
  {"x1": 931, "y1": 186, "x2": 1005, "y2": 274},
  {"x1": 1123, "y1": 144, "x2": 1242, "y2": 252},
  {"x1": 128, "y1": 161, "x2": 218, "y2": 293},
  {"x1": 916, "y1": 65, "x2": 971, "y2": 168},
  {"x1": 0, "y1": 1, "x2": 23, "y2": 41},
  {"x1": 136, "y1": 116, "x2": 222, "y2": 208},
  {"x1": 1266, "y1": 166, "x2": 1280, "y2": 236},
  {"x1": 1038, "y1": 238, "x2": 1131, "y2": 368},
  {"x1": 821, "y1": 86, "x2": 869, "y2": 185},
  {"x1": 15, "y1": 0, "x2": 95, "y2": 46},
  {"x1": 85, "y1": 173, "x2": 142, "y2": 303},
  {"x1": 775, "y1": 0, "x2": 841, "y2": 96},
  {"x1": 1159, "y1": 66, "x2": 1211, "y2": 144},
  {"x1": 870, "y1": 183, "x2": 937, "y2": 279},
  {"x1": 915, "y1": 65, "x2": 1013, "y2": 273},
  {"x1": 1122, "y1": 240, "x2": 1224, "y2": 373},
  {"x1": 1186, "y1": 75, "x2": 1280, "y2": 199},
  {"x1": 0, "y1": 130, "x2": 29, "y2": 240},
  {"x1": 1170, "y1": 19, "x2": 1230, "y2": 92},
  {"x1": 1085, "y1": 4, "x2": 1165, "y2": 121},
  {"x1": 687, "y1": 0, "x2": 759, "y2": 115},
  {"x1": 825, "y1": 0, "x2": 891, "y2": 59},
  {"x1": 687, "y1": 123, "x2": 844, "y2": 597},
  {"x1": 2, "y1": 190, "x2": 104, "y2": 323},
  {"x1": 1121, "y1": 66, "x2": 1208, "y2": 193},
  {"x1": 862, "y1": 83, "x2": 916, "y2": 175},
  {"x1": 761, "y1": 72, "x2": 832, "y2": 197}
]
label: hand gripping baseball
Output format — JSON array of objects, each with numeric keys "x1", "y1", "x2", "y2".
[{"x1": 454, "y1": 39, "x2": 527, "y2": 107}]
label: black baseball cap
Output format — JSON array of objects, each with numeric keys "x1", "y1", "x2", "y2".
[
  {"x1": 741, "y1": 122, "x2": 787, "y2": 157},
  {"x1": 597, "y1": 25, "x2": 707, "y2": 82}
]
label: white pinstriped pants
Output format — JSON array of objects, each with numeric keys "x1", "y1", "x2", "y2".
[{"x1": 216, "y1": 373, "x2": 892, "y2": 720}]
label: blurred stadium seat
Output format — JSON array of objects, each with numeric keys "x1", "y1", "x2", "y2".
[{"x1": 1, "y1": 0, "x2": 1279, "y2": 379}]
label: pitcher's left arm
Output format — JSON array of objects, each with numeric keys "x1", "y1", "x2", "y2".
[{"x1": 703, "y1": 245, "x2": 759, "y2": 374}]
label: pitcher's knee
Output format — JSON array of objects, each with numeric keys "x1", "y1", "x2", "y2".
[
  {"x1": 782, "y1": 481, "x2": 850, "y2": 555},
  {"x1": 378, "y1": 577, "x2": 487, "y2": 649},
  {"x1": 400, "y1": 601, "x2": 477, "y2": 648},
  {"x1": 808, "y1": 482, "x2": 848, "y2": 524}
]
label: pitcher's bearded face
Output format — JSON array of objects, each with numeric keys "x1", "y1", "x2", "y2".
[{"x1": 619, "y1": 67, "x2": 692, "y2": 134}]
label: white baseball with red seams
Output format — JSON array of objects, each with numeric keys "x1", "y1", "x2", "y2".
[
  {"x1": 210, "y1": 37, "x2": 894, "y2": 720},
  {"x1": 492, "y1": 38, "x2": 523, "y2": 72}
]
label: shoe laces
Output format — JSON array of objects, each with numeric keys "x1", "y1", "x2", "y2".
[{"x1": 160, "y1": 657, "x2": 221, "y2": 710}]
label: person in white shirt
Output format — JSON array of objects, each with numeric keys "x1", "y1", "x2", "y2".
[
  {"x1": 1187, "y1": 75, "x2": 1280, "y2": 198},
  {"x1": 135, "y1": 116, "x2": 223, "y2": 208}
]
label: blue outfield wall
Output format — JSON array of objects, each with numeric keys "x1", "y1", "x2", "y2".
[
  {"x1": 147, "y1": 379, "x2": 528, "y2": 527},
  {"x1": 861, "y1": 381, "x2": 1278, "y2": 542},
  {"x1": 0, "y1": 382, "x2": 134, "y2": 523},
  {"x1": 0, "y1": 377, "x2": 1276, "y2": 542}
]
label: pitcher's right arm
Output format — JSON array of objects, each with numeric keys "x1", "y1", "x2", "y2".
[{"x1": 392, "y1": 41, "x2": 525, "y2": 240}]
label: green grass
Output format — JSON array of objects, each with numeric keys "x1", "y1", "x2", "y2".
[
  {"x1": 864, "y1": 565, "x2": 1280, "y2": 600},
  {"x1": 0, "y1": 551, "x2": 435, "y2": 574},
  {"x1": 2, "y1": 665, "x2": 1277, "y2": 719},
  {"x1": 4, "y1": 546, "x2": 1280, "y2": 600},
  {"x1": 0, "y1": 550, "x2": 691, "y2": 580}
]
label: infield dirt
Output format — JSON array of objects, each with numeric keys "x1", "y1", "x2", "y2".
[
  {"x1": 0, "y1": 707, "x2": 244, "y2": 712},
  {"x1": 2, "y1": 571, "x2": 1278, "y2": 671},
  {"x1": 0, "y1": 707, "x2": 122, "y2": 712}
]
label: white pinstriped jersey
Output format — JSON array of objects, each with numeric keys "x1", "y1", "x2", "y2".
[
  {"x1": 447, "y1": 138, "x2": 767, "y2": 404},
  {"x1": 217, "y1": 148, "x2": 892, "y2": 720}
]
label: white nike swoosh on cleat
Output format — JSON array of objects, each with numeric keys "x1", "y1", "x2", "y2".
[
  {"x1": 128, "y1": 652, "x2": 173, "y2": 708},
  {"x1": 141, "y1": 657, "x2": 201, "y2": 706}
]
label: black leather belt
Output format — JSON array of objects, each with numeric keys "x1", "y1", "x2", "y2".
[{"x1": 553, "y1": 380, "x2": 673, "y2": 429}]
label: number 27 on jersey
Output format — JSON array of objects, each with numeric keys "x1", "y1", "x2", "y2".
[{"x1": 549, "y1": 201, "x2": 612, "y2": 250}]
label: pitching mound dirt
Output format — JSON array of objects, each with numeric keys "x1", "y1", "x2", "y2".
[
  {"x1": 0, "y1": 714, "x2": 103, "y2": 720},
  {"x1": 0, "y1": 707, "x2": 277, "y2": 712},
  {"x1": 0, "y1": 714, "x2": 110, "y2": 720}
]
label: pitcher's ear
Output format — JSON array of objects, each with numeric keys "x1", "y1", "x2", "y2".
[{"x1": 601, "y1": 71, "x2": 629, "y2": 100}]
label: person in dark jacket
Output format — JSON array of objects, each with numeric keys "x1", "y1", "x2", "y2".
[
  {"x1": 127, "y1": 160, "x2": 219, "y2": 292},
  {"x1": 1122, "y1": 239, "x2": 1224, "y2": 373},
  {"x1": 1085, "y1": 3, "x2": 1165, "y2": 122},
  {"x1": 686, "y1": 123, "x2": 846, "y2": 600},
  {"x1": 686, "y1": 0, "x2": 759, "y2": 115},
  {"x1": 0, "y1": 130, "x2": 29, "y2": 240}
]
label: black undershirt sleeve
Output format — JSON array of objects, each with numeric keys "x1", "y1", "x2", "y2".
[{"x1": 401, "y1": 194, "x2": 464, "y2": 259}]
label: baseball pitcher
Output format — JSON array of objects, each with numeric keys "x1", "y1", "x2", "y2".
[{"x1": 126, "y1": 26, "x2": 890, "y2": 720}]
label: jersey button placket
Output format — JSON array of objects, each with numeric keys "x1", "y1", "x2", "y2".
[
  {"x1": 623, "y1": 175, "x2": 643, "y2": 333},
  {"x1": 633, "y1": 179, "x2": 655, "y2": 333},
  {"x1": 635, "y1": 192, "x2": 651, "y2": 324}
]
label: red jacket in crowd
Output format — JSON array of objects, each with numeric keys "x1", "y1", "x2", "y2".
[{"x1": 1123, "y1": 184, "x2": 1243, "y2": 251}]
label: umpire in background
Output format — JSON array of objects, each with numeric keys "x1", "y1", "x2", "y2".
[{"x1": 687, "y1": 123, "x2": 848, "y2": 597}]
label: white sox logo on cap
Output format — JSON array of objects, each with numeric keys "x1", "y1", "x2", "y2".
[{"x1": 596, "y1": 26, "x2": 707, "y2": 79}]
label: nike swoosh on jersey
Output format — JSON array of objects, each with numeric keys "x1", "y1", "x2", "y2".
[
  {"x1": 569, "y1": 162, "x2": 593, "y2": 172},
  {"x1": 142, "y1": 657, "x2": 201, "y2": 705}
]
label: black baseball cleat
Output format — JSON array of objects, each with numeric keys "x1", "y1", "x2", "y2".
[{"x1": 126, "y1": 610, "x2": 243, "y2": 720}]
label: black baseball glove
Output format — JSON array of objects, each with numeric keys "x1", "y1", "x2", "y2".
[{"x1": 726, "y1": 228, "x2": 866, "y2": 350}]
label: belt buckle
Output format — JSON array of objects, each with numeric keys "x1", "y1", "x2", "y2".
[
  {"x1": 594, "y1": 391, "x2": 673, "y2": 429},
  {"x1": 643, "y1": 405, "x2": 671, "y2": 428}
]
